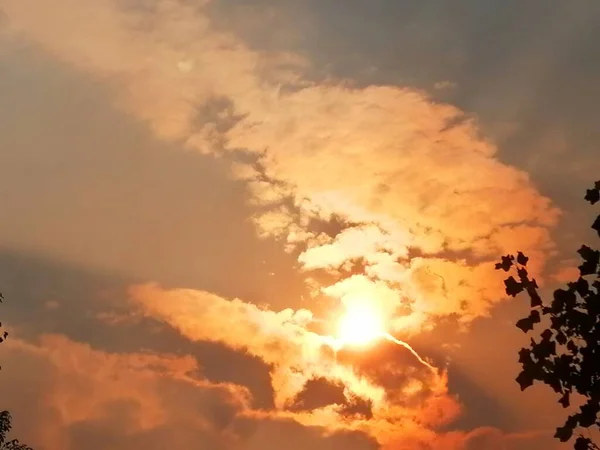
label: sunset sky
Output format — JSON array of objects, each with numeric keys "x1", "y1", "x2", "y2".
[{"x1": 1, "y1": 1, "x2": 599, "y2": 449}]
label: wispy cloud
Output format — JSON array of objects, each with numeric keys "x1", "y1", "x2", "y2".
[
  {"x1": 2, "y1": 0, "x2": 559, "y2": 327},
  {"x1": 130, "y1": 284, "x2": 447, "y2": 400}
]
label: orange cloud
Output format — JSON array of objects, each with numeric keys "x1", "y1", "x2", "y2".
[
  {"x1": 380, "y1": 427, "x2": 565, "y2": 450},
  {"x1": 225, "y1": 84, "x2": 558, "y2": 329},
  {"x1": 3, "y1": 0, "x2": 559, "y2": 332},
  {"x1": 0, "y1": 334, "x2": 252, "y2": 450},
  {"x1": 0, "y1": 331, "x2": 514, "y2": 450},
  {"x1": 1, "y1": 334, "x2": 391, "y2": 450},
  {"x1": 129, "y1": 283, "x2": 461, "y2": 446},
  {"x1": 459, "y1": 427, "x2": 565, "y2": 450}
]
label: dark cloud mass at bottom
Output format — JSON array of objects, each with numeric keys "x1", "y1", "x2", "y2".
[
  {"x1": 288, "y1": 376, "x2": 373, "y2": 419},
  {"x1": 0, "y1": 250, "x2": 276, "y2": 409}
]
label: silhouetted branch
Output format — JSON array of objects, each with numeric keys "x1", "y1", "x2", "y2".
[
  {"x1": 1, "y1": 301, "x2": 33, "y2": 449},
  {"x1": 496, "y1": 180, "x2": 600, "y2": 450}
]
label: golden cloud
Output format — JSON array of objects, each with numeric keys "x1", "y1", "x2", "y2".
[
  {"x1": 3, "y1": 0, "x2": 559, "y2": 331},
  {"x1": 225, "y1": 83, "x2": 558, "y2": 329},
  {"x1": 129, "y1": 283, "x2": 461, "y2": 446}
]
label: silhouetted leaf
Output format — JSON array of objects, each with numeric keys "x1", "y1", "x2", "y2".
[
  {"x1": 517, "y1": 267, "x2": 529, "y2": 282},
  {"x1": 579, "y1": 403, "x2": 598, "y2": 428},
  {"x1": 575, "y1": 436, "x2": 594, "y2": 450},
  {"x1": 527, "y1": 286, "x2": 543, "y2": 308},
  {"x1": 585, "y1": 188, "x2": 600, "y2": 205},
  {"x1": 518, "y1": 347, "x2": 532, "y2": 364},
  {"x1": 567, "y1": 340, "x2": 579, "y2": 354},
  {"x1": 516, "y1": 251, "x2": 529, "y2": 266},
  {"x1": 559, "y1": 392, "x2": 570, "y2": 408},
  {"x1": 592, "y1": 215, "x2": 600, "y2": 238},
  {"x1": 573, "y1": 277, "x2": 590, "y2": 296},
  {"x1": 541, "y1": 329, "x2": 552, "y2": 340},
  {"x1": 516, "y1": 370, "x2": 534, "y2": 391},
  {"x1": 504, "y1": 276, "x2": 523, "y2": 297},
  {"x1": 523, "y1": 310, "x2": 541, "y2": 331},
  {"x1": 585, "y1": 292, "x2": 600, "y2": 317},
  {"x1": 578, "y1": 245, "x2": 600, "y2": 276},
  {"x1": 496, "y1": 255, "x2": 514, "y2": 272},
  {"x1": 555, "y1": 425, "x2": 574, "y2": 442},
  {"x1": 556, "y1": 331, "x2": 568, "y2": 345},
  {"x1": 553, "y1": 288, "x2": 577, "y2": 311},
  {"x1": 533, "y1": 338, "x2": 556, "y2": 360},
  {"x1": 516, "y1": 317, "x2": 534, "y2": 333}
]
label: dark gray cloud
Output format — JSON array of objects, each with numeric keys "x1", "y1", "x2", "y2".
[{"x1": 288, "y1": 376, "x2": 373, "y2": 419}]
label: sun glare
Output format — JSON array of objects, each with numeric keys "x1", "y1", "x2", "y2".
[{"x1": 337, "y1": 302, "x2": 385, "y2": 347}]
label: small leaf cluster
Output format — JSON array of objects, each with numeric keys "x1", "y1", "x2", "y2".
[
  {"x1": 0, "y1": 293, "x2": 7, "y2": 371},
  {"x1": 0, "y1": 298, "x2": 32, "y2": 450},
  {"x1": 496, "y1": 181, "x2": 600, "y2": 450},
  {"x1": 0, "y1": 412, "x2": 32, "y2": 450}
]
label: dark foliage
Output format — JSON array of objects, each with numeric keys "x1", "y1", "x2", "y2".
[
  {"x1": 0, "y1": 412, "x2": 32, "y2": 450},
  {"x1": 496, "y1": 180, "x2": 600, "y2": 450},
  {"x1": 0, "y1": 297, "x2": 32, "y2": 450},
  {"x1": 0, "y1": 293, "x2": 7, "y2": 369}
]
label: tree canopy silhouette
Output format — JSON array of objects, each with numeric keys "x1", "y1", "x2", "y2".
[
  {"x1": 0, "y1": 295, "x2": 32, "y2": 450},
  {"x1": 497, "y1": 180, "x2": 600, "y2": 450},
  {"x1": 0, "y1": 411, "x2": 32, "y2": 450}
]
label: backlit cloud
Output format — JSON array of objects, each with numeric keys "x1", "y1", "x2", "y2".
[
  {"x1": 0, "y1": 0, "x2": 567, "y2": 448},
  {"x1": 2, "y1": 0, "x2": 559, "y2": 332},
  {"x1": 129, "y1": 283, "x2": 461, "y2": 446}
]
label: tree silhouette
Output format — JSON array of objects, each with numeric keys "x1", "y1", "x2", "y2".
[
  {"x1": 0, "y1": 295, "x2": 32, "y2": 450},
  {"x1": 0, "y1": 412, "x2": 32, "y2": 450},
  {"x1": 496, "y1": 180, "x2": 600, "y2": 450}
]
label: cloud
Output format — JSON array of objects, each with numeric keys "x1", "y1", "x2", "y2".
[
  {"x1": 379, "y1": 426, "x2": 565, "y2": 450},
  {"x1": 2, "y1": 0, "x2": 560, "y2": 335},
  {"x1": 460, "y1": 427, "x2": 564, "y2": 450},
  {"x1": 226, "y1": 83, "x2": 558, "y2": 328},
  {"x1": 0, "y1": 334, "x2": 251, "y2": 449},
  {"x1": 129, "y1": 283, "x2": 461, "y2": 446},
  {"x1": 237, "y1": 417, "x2": 378, "y2": 450},
  {"x1": 434, "y1": 80, "x2": 457, "y2": 91},
  {"x1": 0, "y1": 333, "x2": 386, "y2": 450}
]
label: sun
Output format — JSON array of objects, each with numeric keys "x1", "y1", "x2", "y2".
[{"x1": 337, "y1": 302, "x2": 385, "y2": 347}]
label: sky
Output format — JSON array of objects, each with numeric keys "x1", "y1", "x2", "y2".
[{"x1": 0, "y1": 1, "x2": 599, "y2": 449}]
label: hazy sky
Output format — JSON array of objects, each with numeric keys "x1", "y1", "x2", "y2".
[{"x1": 0, "y1": 1, "x2": 599, "y2": 449}]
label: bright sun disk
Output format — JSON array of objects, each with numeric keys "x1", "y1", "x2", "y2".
[{"x1": 337, "y1": 302, "x2": 385, "y2": 347}]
